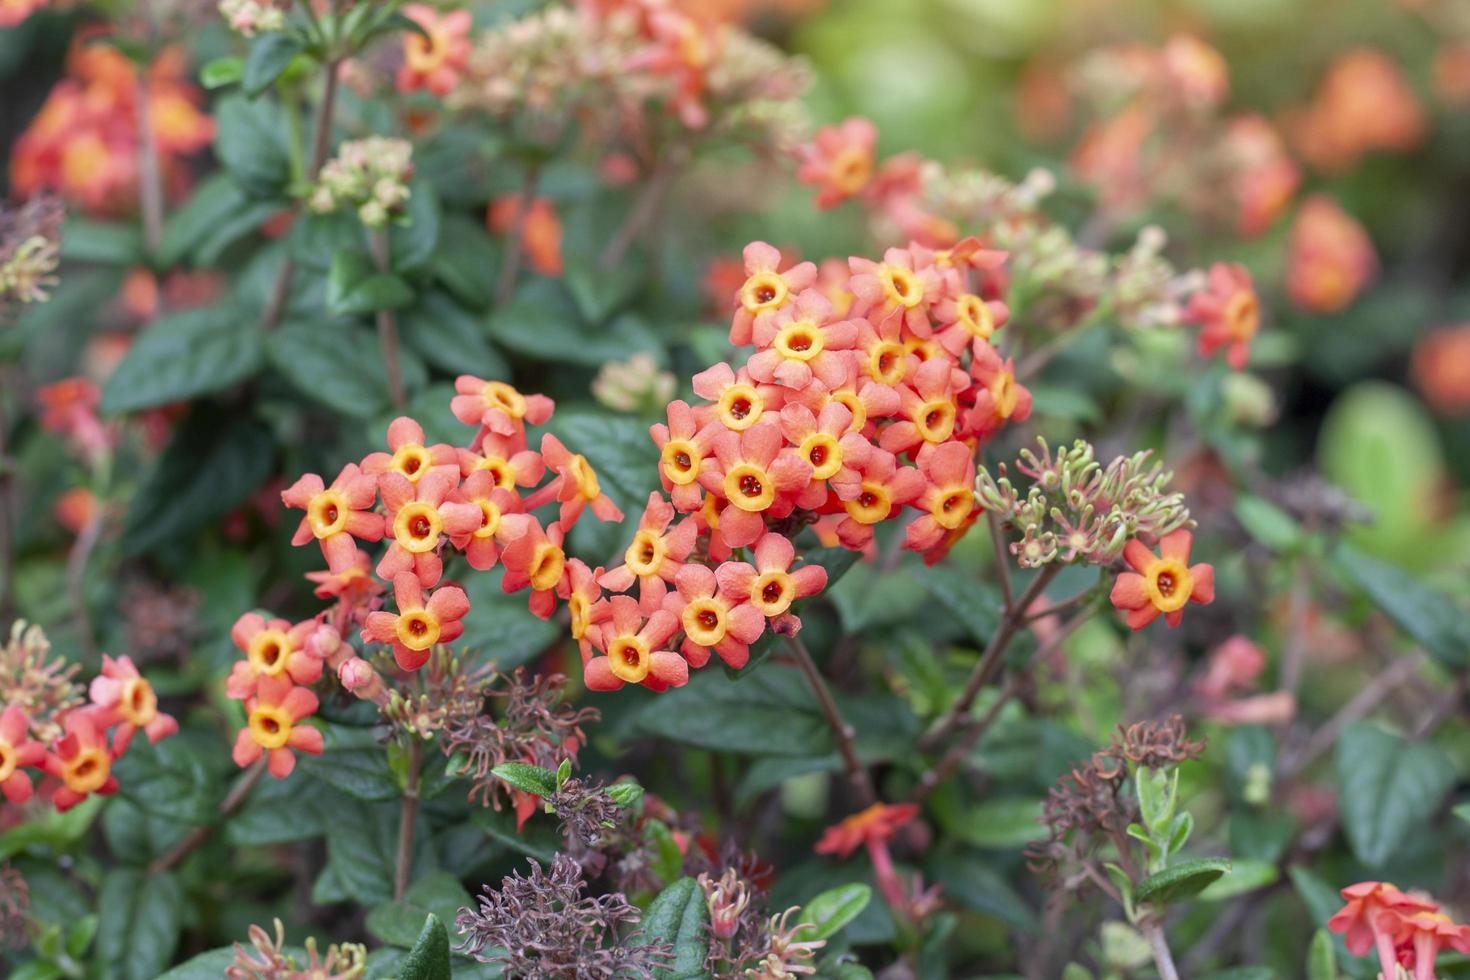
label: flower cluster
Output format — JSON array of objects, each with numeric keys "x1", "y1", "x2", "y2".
[
  {"x1": 0, "y1": 195, "x2": 62, "y2": 315},
  {"x1": 218, "y1": 0, "x2": 284, "y2": 37},
  {"x1": 0, "y1": 623, "x2": 177, "y2": 813},
  {"x1": 1328, "y1": 881, "x2": 1470, "y2": 980},
  {"x1": 452, "y1": 1, "x2": 809, "y2": 150},
  {"x1": 1286, "y1": 49, "x2": 1425, "y2": 173},
  {"x1": 309, "y1": 137, "x2": 415, "y2": 229},
  {"x1": 10, "y1": 37, "x2": 213, "y2": 214}
]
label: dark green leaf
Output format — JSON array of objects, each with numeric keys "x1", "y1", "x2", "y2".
[
  {"x1": 111, "y1": 734, "x2": 220, "y2": 824},
  {"x1": 457, "y1": 569, "x2": 563, "y2": 670},
  {"x1": 159, "y1": 174, "x2": 249, "y2": 267},
  {"x1": 431, "y1": 215, "x2": 500, "y2": 309},
  {"x1": 487, "y1": 281, "x2": 663, "y2": 366},
  {"x1": 214, "y1": 95, "x2": 292, "y2": 198},
  {"x1": 397, "y1": 914, "x2": 452, "y2": 980},
  {"x1": 1133, "y1": 858, "x2": 1232, "y2": 906},
  {"x1": 243, "y1": 32, "x2": 302, "y2": 96},
  {"x1": 122, "y1": 410, "x2": 275, "y2": 555},
  {"x1": 633, "y1": 668, "x2": 832, "y2": 756},
  {"x1": 266, "y1": 321, "x2": 394, "y2": 418},
  {"x1": 1335, "y1": 723, "x2": 1454, "y2": 866},
  {"x1": 927, "y1": 851, "x2": 1037, "y2": 932},
  {"x1": 547, "y1": 409, "x2": 659, "y2": 518},
  {"x1": 1198, "y1": 858, "x2": 1278, "y2": 901},
  {"x1": 949, "y1": 796, "x2": 1046, "y2": 849},
  {"x1": 326, "y1": 248, "x2": 415, "y2": 317},
  {"x1": 634, "y1": 878, "x2": 709, "y2": 980},
  {"x1": 100, "y1": 306, "x2": 263, "y2": 415},
  {"x1": 297, "y1": 724, "x2": 399, "y2": 801},
  {"x1": 793, "y1": 884, "x2": 871, "y2": 943},
  {"x1": 1334, "y1": 544, "x2": 1470, "y2": 668},
  {"x1": 1235, "y1": 495, "x2": 1304, "y2": 553},
  {"x1": 491, "y1": 762, "x2": 558, "y2": 798},
  {"x1": 1308, "y1": 928, "x2": 1337, "y2": 980},
  {"x1": 400, "y1": 291, "x2": 508, "y2": 378},
  {"x1": 390, "y1": 179, "x2": 441, "y2": 273},
  {"x1": 60, "y1": 219, "x2": 143, "y2": 266},
  {"x1": 916, "y1": 564, "x2": 1004, "y2": 646},
  {"x1": 95, "y1": 869, "x2": 184, "y2": 980},
  {"x1": 367, "y1": 872, "x2": 472, "y2": 948}
]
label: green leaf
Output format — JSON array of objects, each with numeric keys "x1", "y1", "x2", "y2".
[
  {"x1": 0, "y1": 796, "x2": 103, "y2": 860},
  {"x1": 1197, "y1": 858, "x2": 1278, "y2": 901},
  {"x1": 327, "y1": 250, "x2": 416, "y2": 317},
  {"x1": 390, "y1": 179, "x2": 442, "y2": 273},
  {"x1": 1335, "y1": 723, "x2": 1454, "y2": 866},
  {"x1": 1455, "y1": 803, "x2": 1470, "y2": 826},
  {"x1": 367, "y1": 872, "x2": 473, "y2": 948},
  {"x1": 1334, "y1": 543, "x2": 1470, "y2": 668},
  {"x1": 1308, "y1": 928, "x2": 1337, "y2": 980},
  {"x1": 456, "y1": 569, "x2": 562, "y2": 670},
  {"x1": 214, "y1": 95, "x2": 292, "y2": 198},
  {"x1": 487, "y1": 282, "x2": 664, "y2": 367},
  {"x1": 400, "y1": 291, "x2": 508, "y2": 378},
  {"x1": 1234, "y1": 495, "x2": 1304, "y2": 553},
  {"x1": 950, "y1": 796, "x2": 1046, "y2": 849},
  {"x1": 60, "y1": 219, "x2": 143, "y2": 265},
  {"x1": 243, "y1": 32, "x2": 302, "y2": 96},
  {"x1": 547, "y1": 409, "x2": 659, "y2": 518},
  {"x1": 634, "y1": 878, "x2": 709, "y2": 980},
  {"x1": 607, "y1": 781, "x2": 645, "y2": 808},
  {"x1": 313, "y1": 799, "x2": 432, "y2": 905},
  {"x1": 914, "y1": 565, "x2": 1004, "y2": 645},
  {"x1": 95, "y1": 869, "x2": 184, "y2": 980},
  {"x1": 159, "y1": 174, "x2": 249, "y2": 267},
  {"x1": 397, "y1": 914, "x2": 452, "y2": 980},
  {"x1": 297, "y1": 724, "x2": 399, "y2": 801},
  {"x1": 266, "y1": 321, "x2": 394, "y2": 418},
  {"x1": 100, "y1": 306, "x2": 263, "y2": 415},
  {"x1": 927, "y1": 851, "x2": 1037, "y2": 932},
  {"x1": 491, "y1": 762, "x2": 559, "y2": 798},
  {"x1": 111, "y1": 735, "x2": 219, "y2": 825},
  {"x1": 1133, "y1": 858, "x2": 1232, "y2": 906},
  {"x1": 200, "y1": 56, "x2": 244, "y2": 89},
  {"x1": 122, "y1": 410, "x2": 275, "y2": 555},
  {"x1": 1135, "y1": 766, "x2": 1177, "y2": 836},
  {"x1": 793, "y1": 884, "x2": 872, "y2": 943},
  {"x1": 633, "y1": 668, "x2": 832, "y2": 756}
]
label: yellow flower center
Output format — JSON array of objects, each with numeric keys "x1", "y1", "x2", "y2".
[
  {"x1": 799, "y1": 433, "x2": 842, "y2": 481},
  {"x1": 307, "y1": 490, "x2": 349, "y2": 538},
  {"x1": 624, "y1": 530, "x2": 666, "y2": 577},
  {"x1": 661, "y1": 439, "x2": 702, "y2": 486},
  {"x1": 248, "y1": 705, "x2": 293, "y2": 751},
  {"x1": 394, "y1": 502, "x2": 444, "y2": 554},
  {"x1": 567, "y1": 454, "x2": 601, "y2": 501},
  {"x1": 832, "y1": 391, "x2": 867, "y2": 433},
  {"x1": 248, "y1": 629, "x2": 293, "y2": 678},
  {"x1": 682, "y1": 599, "x2": 728, "y2": 647},
  {"x1": 905, "y1": 337, "x2": 944, "y2": 363},
  {"x1": 751, "y1": 571, "x2": 796, "y2": 616},
  {"x1": 61, "y1": 746, "x2": 111, "y2": 794},
  {"x1": 881, "y1": 266, "x2": 923, "y2": 309},
  {"x1": 474, "y1": 455, "x2": 517, "y2": 491},
  {"x1": 568, "y1": 593, "x2": 592, "y2": 640},
  {"x1": 473, "y1": 498, "x2": 502, "y2": 539},
  {"x1": 481, "y1": 382, "x2": 527, "y2": 420},
  {"x1": 830, "y1": 147, "x2": 872, "y2": 195},
  {"x1": 0, "y1": 741, "x2": 16, "y2": 783},
  {"x1": 955, "y1": 294, "x2": 995, "y2": 340},
  {"x1": 530, "y1": 542, "x2": 566, "y2": 592},
  {"x1": 739, "y1": 272, "x2": 787, "y2": 315},
  {"x1": 1146, "y1": 559, "x2": 1194, "y2": 613},
  {"x1": 845, "y1": 482, "x2": 891, "y2": 525},
  {"x1": 867, "y1": 342, "x2": 908, "y2": 385},
  {"x1": 395, "y1": 609, "x2": 442, "y2": 652},
  {"x1": 390, "y1": 444, "x2": 432, "y2": 483},
  {"x1": 774, "y1": 322, "x2": 824, "y2": 362},
  {"x1": 724, "y1": 463, "x2": 775, "y2": 513},
  {"x1": 716, "y1": 384, "x2": 764, "y2": 431},
  {"x1": 118, "y1": 677, "x2": 158, "y2": 727},
  {"x1": 914, "y1": 400, "x2": 957, "y2": 444},
  {"x1": 1224, "y1": 290, "x2": 1259, "y2": 342},
  {"x1": 930, "y1": 486, "x2": 975, "y2": 531},
  {"x1": 405, "y1": 25, "x2": 449, "y2": 74},
  {"x1": 990, "y1": 371, "x2": 1020, "y2": 420},
  {"x1": 607, "y1": 635, "x2": 651, "y2": 684}
]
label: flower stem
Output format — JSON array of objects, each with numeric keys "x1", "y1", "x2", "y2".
[
  {"x1": 785, "y1": 635, "x2": 875, "y2": 806},
  {"x1": 148, "y1": 757, "x2": 266, "y2": 875},
  {"x1": 1140, "y1": 918, "x2": 1181, "y2": 980},
  {"x1": 368, "y1": 229, "x2": 407, "y2": 408},
  {"x1": 395, "y1": 737, "x2": 423, "y2": 900},
  {"x1": 260, "y1": 58, "x2": 342, "y2": 332},
  {"x1": 496, "y1": 163, "x2": 540, "y2": 306},
  {"x1": 599, "y1": 156, "x2": 679, "y2": 271},
  {"x1": 919, "y1": 564, "x2": 1060, "y2": 752}
]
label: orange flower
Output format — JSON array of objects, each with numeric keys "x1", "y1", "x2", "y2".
[
  {"x1": 1411, "y1": 324, "x2": 1470, "y2": 417},
  {"x1": 1290, "y1": 49, "x2": 1424, "y2": 173},
  {"x1": 1109, "y1": 530, "x2": 1215, "y2": 630},
  {"x1": 1398, "y1": 910, "x2": 1470, "y2": 980},
  {"x1": 362, "y1": 572, "x2": 471, "y2": 671},
  {"x1": 1328, "y1": 881, "x2": 1441, "y2": 980},
  {"x1": 281, "y1": 463, "x2": 385, "y2": 572},
  {"x1": 525, "y1": 433, "x2": 625, "y2": 531},
  {"x1": 487, "y1": 195, "x2": 565, "y2": 277},
  {"x1": 797, "y1": 117, "x2": 878, "y2": 210},
  {"x1": 87, "y1": 654, "x2": 178, "y2": 757},
  {"x1": 44, "y1": 710, "x2": 118, "y2": 811},
  {"x1": 231, "y1": 676, "x2": 324, "y2": 779},
  {"x1": 227, "y1": 614, "x2": 325, "y2": 700},
  {"x1": 1188, "y1": 263, "x2": 1260, "y2": 370},
  {"x1": 397, "y1": 4, "x2": 473, "y2": 96},
  {"x1": 0, "y1": 706, "x2": 47, "y2": 805},
  {"x1": 815, "y1": 802, "x2": 919, "y2": 860},
  {"x1": 1286, "y1": 196, "x2": 1377, "y2": 314}
]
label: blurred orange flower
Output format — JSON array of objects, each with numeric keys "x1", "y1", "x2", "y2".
[
  {"x1": 1286, "y1": 196, "x2": 1377, "y2": 313},
  {"x1": 487, "y1": 196, "x2": 565, "y2": 277},
  {"x1": 1288, "y1": 49, "x2": 1424, "y2": 173},
  {"x1": 1412, "y1": 324, "x2": 1470, "y2": 417}
]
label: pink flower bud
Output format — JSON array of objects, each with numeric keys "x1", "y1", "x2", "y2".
[{"x1": 339, "y1": 657, "x2": 386, "y2": 703}]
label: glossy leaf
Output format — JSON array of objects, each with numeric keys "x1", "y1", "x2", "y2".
[
  {"x1": 1133, "y1": 858, "x2": 1232, "y2": 906},
  {"x1": 100, "y1": 307, "x2": 263, "y2": 415},
  {"x1": 396, "y1": 914, "x2": 452, "y2": 980},
  {"x1": 793, "y1": 884, "x2": 872, "y2": 943},
  {"x1": 634, "y1": 878, "x2": 709, "y2": 980},
  {"x1": 1335, "y1": 722, "x2": 1453, "y2": 866}
]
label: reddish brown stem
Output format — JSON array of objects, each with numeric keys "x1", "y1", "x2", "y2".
[
  {"x1": 785, "y1": 635, "x2": 876, "y2": 806},
  {"x1": 148, "y1": 758, "x2": 266, "y2": 875},
  {"x1": 394, "y1": 738, "x2": 423, "y2": 900}
]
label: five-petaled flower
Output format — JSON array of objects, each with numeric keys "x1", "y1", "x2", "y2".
[
  {"x1": 396, "y1": 3, "x2": 473, "y2": 97},
  {"x1": 797, "y1": 117, "x2": 878, "y2": 210},
  {"x1": 1188, "y1": 262, "x2": 1260, "y2": 370},
  {"x1": 584, "y1": 595, "x2": 688, "y2": 692},
  {"x1": 281, "y1": 463, "x2": 384, "y2": 572},
  {"x1": 527, "y1": 433, "x2": 625, "y2": 531},
  {"x1": 232, "y1": 675, "x2": 324, "y2": 779},
  {"x1": 88, "y1": 654, "x2": 178, "y2": 756},
  {"x1": 700, "y1": 421, "x2": 812, "y2": 549},
  {"x1": 451, "y1": 376, "x2": 554, "y2": 439},
  {"x1": 45, "y1": 711, "x2": 118, "y2": 811},
  {"x1": 362, "y1": 572, "x2": 471, "y2": 671},
  {"x1": 377, "y1": 468, "x2": 483, "y2": 588},
  {"x1": 729, "y1": 241, "x2": 817, "y2": 346},
  {"x1": 362, "y1": 416, "x2": 457, "y2": 485},
  {"x1": 1109, "y1": 530, "x2": 1215, "y2": 629},
  {"x1": 227, "y1": 614, "x2": 324, "y2": 700},
  {"x1": 665, "y1": 564, "x2": 765, "y2": 670},
  {"x1": 1328, "y1": 881, "x2": 1446, "y2": 980},
  {"x1": 599, "y1": 492, "x2": 698, "y2": 613},
  {"x1": 0, "y1": 706, "x2": 46, "y2": 804}
]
